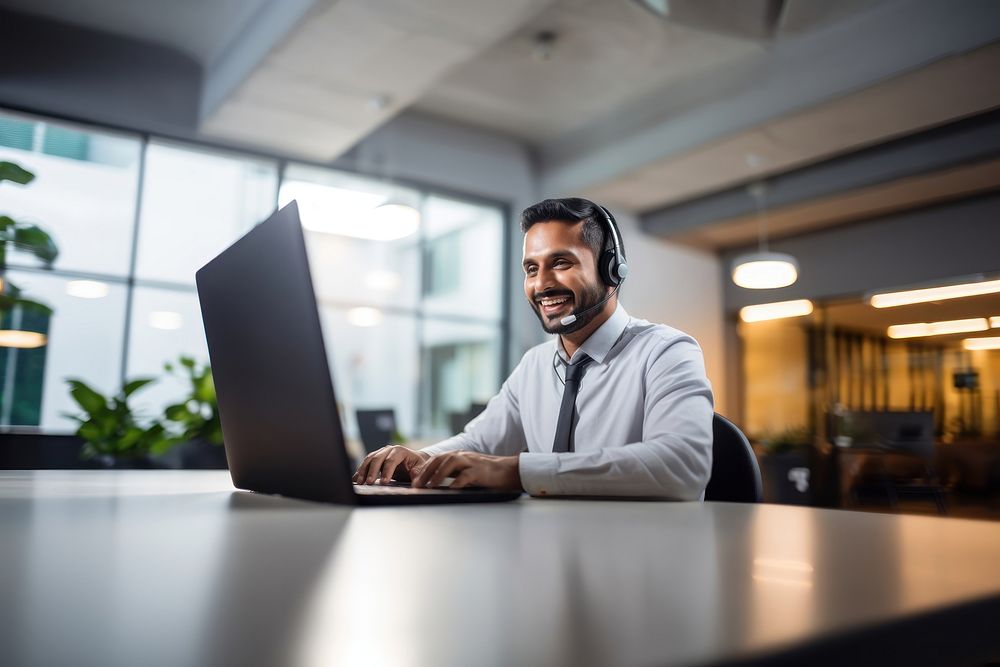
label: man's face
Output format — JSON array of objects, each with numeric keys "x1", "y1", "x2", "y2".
[{"x1": 522, "y1": 220, "x2": 608, "y2": 335}]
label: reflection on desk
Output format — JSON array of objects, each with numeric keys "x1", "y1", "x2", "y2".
[{"x1": 2, "y1": 471, "x2": 1000, "y2": 666}]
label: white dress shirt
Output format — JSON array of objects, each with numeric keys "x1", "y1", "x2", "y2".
[{"x1": 422, "y1": 305, "x2": 714, "y2": 499}]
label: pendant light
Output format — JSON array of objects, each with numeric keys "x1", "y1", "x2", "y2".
[
  {"x1": 731, "y1": 180, "x2": 799, "y2": 289},
  {"x1": 370, "y1": 123, "x2": 420, "y2": 241}
]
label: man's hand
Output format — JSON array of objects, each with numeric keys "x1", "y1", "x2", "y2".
[
  {"x1": 353, "y1": 445, "x2": 430, "y2": 485},
  {"x1": 410, "y1": 451, "x2": 522, "y2": 491}
]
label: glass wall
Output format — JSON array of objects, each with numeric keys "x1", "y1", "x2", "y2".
[{"x1": 0, "y1": 109, "x2": 507, "y2": 448}]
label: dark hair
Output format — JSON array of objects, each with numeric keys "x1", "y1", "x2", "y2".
[{"x1": 519, "y1": 197, "x2": 609, "y2": 261}]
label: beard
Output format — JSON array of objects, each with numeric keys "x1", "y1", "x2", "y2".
[{"x1": 531, "y1": 281, "x2": 608, "y2": 335}]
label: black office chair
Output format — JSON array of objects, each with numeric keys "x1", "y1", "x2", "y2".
[{"x1": 705, "y1": 413, "x2": 763, "y2": 503}]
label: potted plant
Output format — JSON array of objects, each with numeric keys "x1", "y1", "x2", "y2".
[
  {"x1": 1, "y1": 161, "x2": 59, "y2": 425},
  {"x1": 759, "y1": 426, "x2": 815, "y2": 505},
  {"x1": 161, "y1": 356, "x2": 227, "y2": 468},
  {"x1": 64, "y1": 377, "x2": 174, "y2": 467}
]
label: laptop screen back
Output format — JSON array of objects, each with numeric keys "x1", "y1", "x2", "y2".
[{"x1": 196, "y1": 202, "x2": 357, "y2": 504}]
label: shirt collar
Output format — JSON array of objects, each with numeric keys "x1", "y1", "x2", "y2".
[{"x1": 558, "y1": 303, "x2": 630, "y2": 365}]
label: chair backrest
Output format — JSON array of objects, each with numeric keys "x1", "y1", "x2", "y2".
[
  {"x1": 705, "y1": 413, "x2": 763, "y2": 503},
  {"x1": 355, "y1": 409, "x2": 397, "y2": 454}
]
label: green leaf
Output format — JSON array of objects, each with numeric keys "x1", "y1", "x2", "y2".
[
  {"x1": 0, "y1": 215, "x2": 15, "y2": 231},
  {"x1": 164, "y1": 403, "x2": 191, "y2": 421},
  {"x1": 78, "y1": 421, "x2": 103, "y2": 444},
  {"x1": 194, "y1": 373, "x2": 215, "y2": 402},
  {"x1": 67, "y1": 379, "x2": 108, "y2": 416},
  {"x1": 12, "y1": 225, "x2": 58, "y2": 264},
  {"x1": 179, "y1": 356, "x2": 196, "y2": 369},
  {"x1": 119, "y1": 427, "x2": 145, "y2": 448},
  {"x1": 123, "y1": 377, "x2": 157, "y2": 398},
  {"x1": 0, "y1": 161, "x2": 34, "y2": 185}
]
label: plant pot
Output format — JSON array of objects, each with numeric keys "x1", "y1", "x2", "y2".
[
  {"x1": 176, "y1": 438, "x2": 228, "y2": 469},
  {"x1": 88, "y1": 453, "x2": 164, "y2": 470}
]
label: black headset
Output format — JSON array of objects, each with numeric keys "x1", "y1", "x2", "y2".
[{"x1": 595, "y1": 204, "x2": 629, "y2": 287}]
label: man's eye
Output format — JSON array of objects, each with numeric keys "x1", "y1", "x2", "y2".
[{"x1": 525, "y1": 267, "x2": 537, "y2": 276}]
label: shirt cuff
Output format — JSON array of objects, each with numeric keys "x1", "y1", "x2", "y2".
[{"x1": 518, "y1": 453, "x2": 561, "y2": 496}]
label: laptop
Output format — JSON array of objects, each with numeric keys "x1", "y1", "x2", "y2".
[{"x1": 195, "y1": 201, "x2": 521, "y2": 505}]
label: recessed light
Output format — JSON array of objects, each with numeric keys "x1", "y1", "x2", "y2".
[
  {"x1": 66, "y1": 280, "x2": 109, "y2": 299},
  {"x1": 871, "y1": 279, "x2": 1000, "y2": 308},
  {"x1": 740, "y1": 299, "x2": 813, "y2": 323},
  {"x1": 887, "y1": 318, "x2": 989, "y2": 339},
  {"x1": 149, "y1": 311, "x2": 183, "y2": 330}
]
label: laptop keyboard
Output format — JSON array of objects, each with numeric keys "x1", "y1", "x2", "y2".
[{"x1": 353, "y1": 482, "x2": 484, "y2": 495}]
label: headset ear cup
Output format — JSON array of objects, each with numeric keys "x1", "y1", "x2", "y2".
[
  {"x1": 616, "y1": 260, "x2": 629, "y2": 282},
  {"x1": 601, "y1": 249, "x2": 620, "y2": 287}
]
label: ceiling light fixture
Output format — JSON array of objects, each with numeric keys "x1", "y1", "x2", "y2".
[
  {"x1": 0, "y1": 330, "x2": 46, "y2": 349},
  {"x1": 371, "y1": 201, "x2": 420, "y2": 240},
  {"x1": 731, "y1": 180, "x2": 799, "y2": 289},
  {"x1": 870, "y1": 278, "x2": 1000, "y2": 308},
  {"x1": 148, "y1": 311, "x2": 183, "y2": 330},
  {"x1": 280, "y1": 181, "x2": 419, "y2": 241},
  {"x1": 66, "y1": 280, "x2": 109, "y2": 299},
  {"x1": 740, "y1": 299, "x2": 814, "y2": 323},
  {"x1": 963, "y1": 337, "x2": 1000, "y2": 351},
  {"x1": 347, "y1": 307, "x2": 383, "y2": 327},
  {"x1": 887, "y1": 318, "x2": 989, "y2": 339},
  {"x1": 364, "y1": 270, "x2": 401, "y2": 292}
]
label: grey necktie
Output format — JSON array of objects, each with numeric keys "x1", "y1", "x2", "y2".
[{"x1": 552, "y1": 354, "x2": 593, "y2": 453}]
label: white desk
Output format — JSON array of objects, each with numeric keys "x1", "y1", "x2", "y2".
[{"x1": 2, "y1": 471, "x2": 1000, "y2": 667}]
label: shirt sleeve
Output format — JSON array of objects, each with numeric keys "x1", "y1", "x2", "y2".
[
  {"x1": 419, "y1": 356, "x2": 528, "y2": 458},
  {"x1": 518, "y1": 337, "x2": 714, "y2": 500}
]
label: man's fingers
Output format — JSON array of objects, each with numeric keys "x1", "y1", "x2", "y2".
[
  {"x1": 364, "y1": 448, "x2": 394, "y2": 485},
  {"x1": 449, "y1": 469, "x2": 479, "y2": 489},
  {"x1": 378, "y1": 452, "x2": 402, "y2": 484},
  {"x1": 412, "y1": 454, "x2": 449, "y2": 487},
  {"x1": 353, "y1": 451, "x2": 377, "y2": 483},
  {"x1": 427, "y1": 457, "x2": 467, "y2": 488}
]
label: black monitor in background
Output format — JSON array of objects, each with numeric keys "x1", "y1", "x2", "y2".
[
  {"x1": 355, "y1": 409, "x2": 398, "y2": 454},
  {"x1": 847, "y1": 410, "x2": 935, "y2": 457}
]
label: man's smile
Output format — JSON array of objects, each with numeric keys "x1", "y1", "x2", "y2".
[{"x1": 536, "y1": 292, "x2": 574, "y2": 317}]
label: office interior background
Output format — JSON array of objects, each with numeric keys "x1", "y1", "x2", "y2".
[{"x1": 1, "y1": 0, "x2": 1000, "y2": 516}]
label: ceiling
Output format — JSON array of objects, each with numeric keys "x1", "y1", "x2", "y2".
[
  {"x1": 0, "y1": 0, "x2": 270, "y2": 65},
  {"x1": 823, "y1": 290, "x2": 1000, "y2": 348},
  {"x1": 1, "y1": 0, "x2": 999, "y2": 234}
]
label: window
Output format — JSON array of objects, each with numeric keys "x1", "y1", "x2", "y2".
[
  {"x1": 135, "y1": 141, "x2": 278, "y2": 285},
  {"x1": 0, "y1": 111, "x2": 140, "y2": 277},
  {"x1": 1, "y1": 108, "x2": 507, "y2": 448}
]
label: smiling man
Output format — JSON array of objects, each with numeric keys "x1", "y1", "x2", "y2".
[{"x1": 354, "y1": 197, "x2": 714, "y2": 498}]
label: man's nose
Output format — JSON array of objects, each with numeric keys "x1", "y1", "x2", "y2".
[{"x1": 533, "y1": 265, "x2": 557, "y2": 289}]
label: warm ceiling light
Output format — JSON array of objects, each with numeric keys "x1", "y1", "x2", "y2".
[
  {"x1": 66, "y1": 280, "x2": 109, "y2": 299},
  {"x1": 887, "y1": 318, "x2": 988, "y2": 339},
  {"x1": 963, "y1": 337, "x2": 1000, "y2": 351},
  {"x1": 0, "y1": 330, "x2": 47, "y2": 348},
  {"x1": 740, "y1": 299, "x2": 813, "y2": 323},
  {"x1": 991, "y1": 316, "x2": 1000, "y2": 328},
  {"x1": 731, "y1": 252, "x2": 799, "y2": 289},
  {"x1": 148, "y1": 311, "x2": 183, "y2": 330},
  {"x1": 870, "y1": 278, "x2": 1000, "y2": 308},
  {"x1": 347, "y1": 307, "x2": 383, "y2": 327}
]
